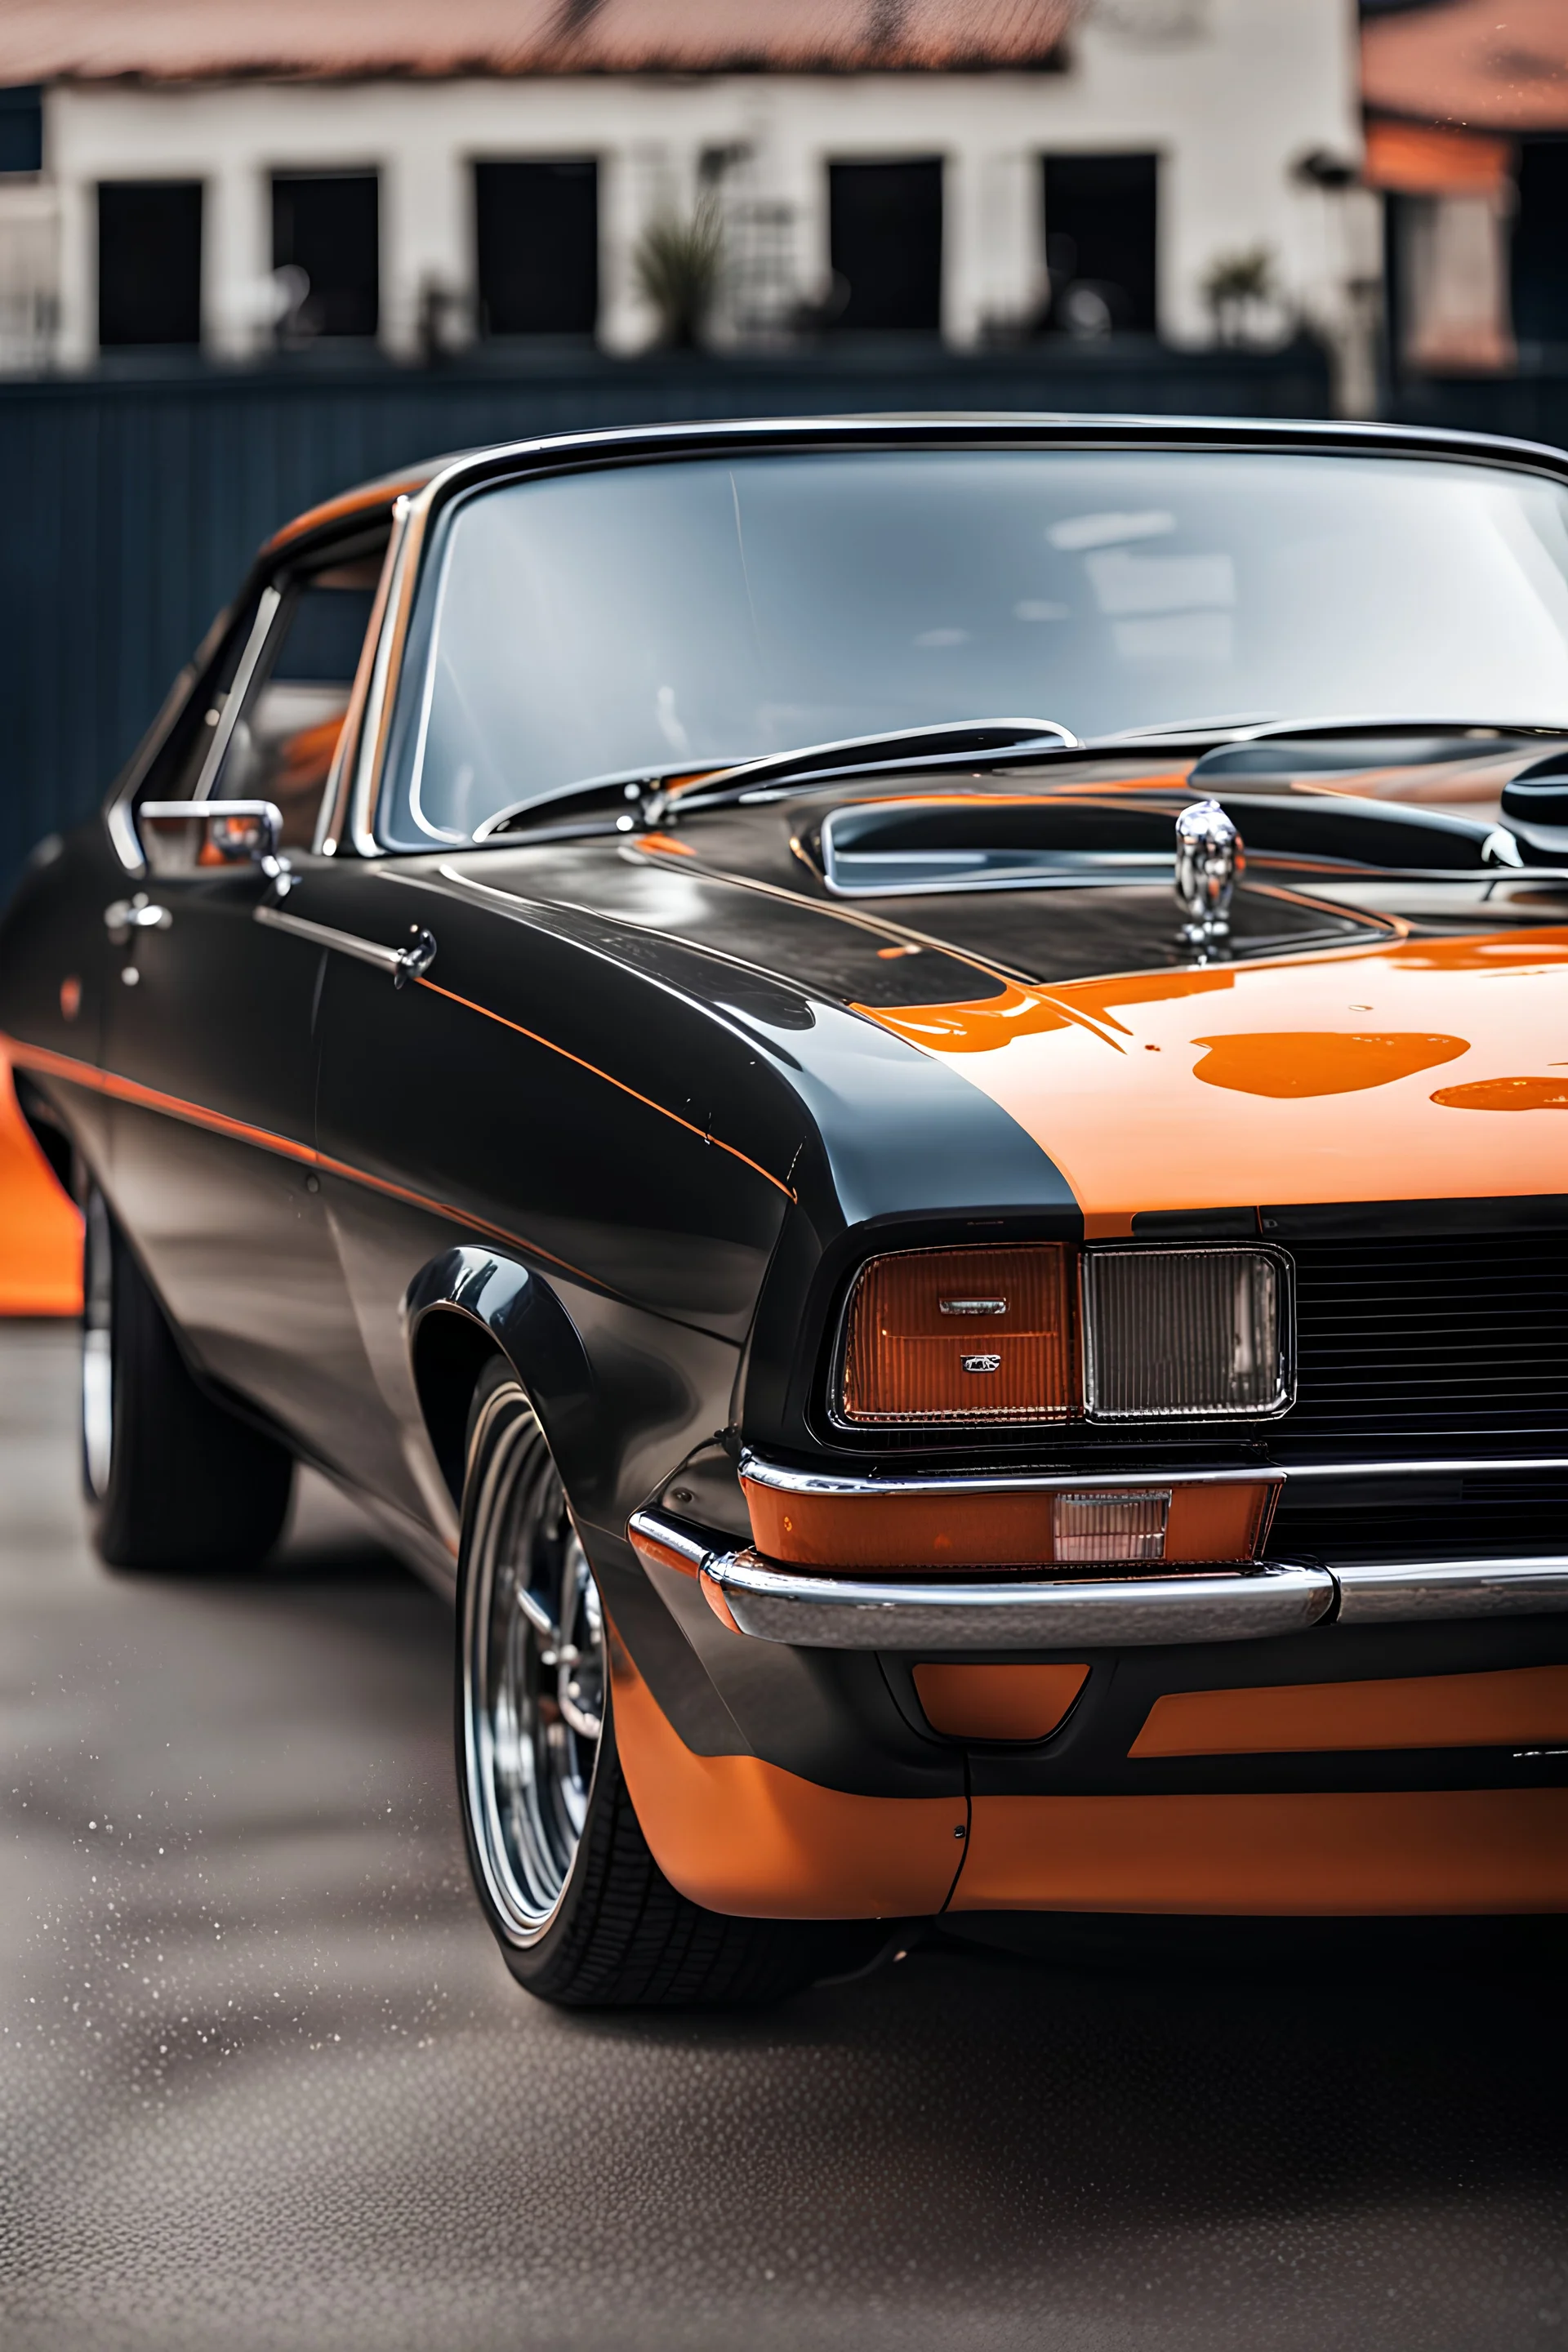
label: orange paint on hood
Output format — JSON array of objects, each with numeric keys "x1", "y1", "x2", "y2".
[
  {"x1": 1432, "y1": 1075, "x2": 1568, "y2": 1112},
  {"x1": 853, "y1": 929, "x2": 1568, "y2": 1215},
  {"x1": 1192, "y1": 1031, "x2": 1468, "y2": 1098}
]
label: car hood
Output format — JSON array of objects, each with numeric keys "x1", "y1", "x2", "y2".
[
  {"x1": 856, "y1": 929, "x2": 1568, "y2": 1220},
  {"x1": 439, "y1": 760, "x2": 1568, "y2": 1220}
]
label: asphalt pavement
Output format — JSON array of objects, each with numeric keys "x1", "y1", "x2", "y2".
[{"x1": 1, "y1": 1320, "x2": 1565, "y2": 2352}]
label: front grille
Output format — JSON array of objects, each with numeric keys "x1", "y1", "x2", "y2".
[
  {"x1": 1285, "y1": 1233, "x2": 1568, "y2": 1448},
  {"x1": 1272, "y1": 1469, "x2": 1568, "y2": 1564}
]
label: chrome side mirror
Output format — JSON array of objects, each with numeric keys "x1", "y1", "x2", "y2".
[
  {"x1": 138, "y1": 799, "x2": 284, "y2": 879},
  {"x1": 1174, "y1": 797, "x2": 1243, "y2": 950}
]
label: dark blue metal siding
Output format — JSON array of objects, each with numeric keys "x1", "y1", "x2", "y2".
[
  {"x1": 0, "y1": 343, "x2": 1333, "y2": 897},
  {"x1": 1391, "y1": 368, "x2": 1568, "y2": 459}
]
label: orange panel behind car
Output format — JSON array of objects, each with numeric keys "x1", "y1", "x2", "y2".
[{"x1": 0, "y1": 1048, "x2": 80, "y2": 1315}]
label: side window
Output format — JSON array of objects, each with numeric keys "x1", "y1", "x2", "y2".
[{"x1": 215, "y1": 551, "x2": 384, "y2": 848}]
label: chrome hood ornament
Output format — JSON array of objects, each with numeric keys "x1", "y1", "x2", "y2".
[{"x1": 1174, "y1": 797, "x2": 1243, "y2": 951}]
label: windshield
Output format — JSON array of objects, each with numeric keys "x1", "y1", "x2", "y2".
[{"x1": 380, "y1": 449, "x2": 1568, "y2": 846}]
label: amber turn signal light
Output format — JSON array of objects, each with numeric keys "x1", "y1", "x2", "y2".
[{"x1": 840, "y1": 1245, "x2": 1074, "y2": 1423}]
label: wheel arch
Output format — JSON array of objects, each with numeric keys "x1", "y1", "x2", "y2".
[{"x1": 407, "y1": 1246, "x2": 600, "y2": 1513}]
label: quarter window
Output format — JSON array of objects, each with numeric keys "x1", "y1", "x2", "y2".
[{"x1": 212, "y1": 559, "x2": 382, "y2": 845}]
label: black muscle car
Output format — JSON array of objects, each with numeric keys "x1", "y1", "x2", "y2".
[{"x1": 6, "y1": 416, "x2": 1568, "y2": 2006}]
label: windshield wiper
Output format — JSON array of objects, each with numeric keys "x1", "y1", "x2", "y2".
[
  {"x1": 460, "y1": 712, "x2": 1568, "y2": 849},
  {"x1": 475, "y1": 760, "x2": 743, "y2": 843},
  {"x1": 474, "y1": 719, "x2": 1080, "y2": 843},
  {"x1": 666, "y1": 718, "x2": 1080, "y2": 809}
]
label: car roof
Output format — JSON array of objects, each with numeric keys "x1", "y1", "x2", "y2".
[
  {"x1": 262, "y1": 412, "x2": 1568, "y2": 557},
  {"x1": 264, "y1": 457, "x2": 453, "y2": 553}
]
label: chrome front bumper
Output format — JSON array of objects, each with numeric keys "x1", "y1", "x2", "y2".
[{"x1": 630, "y1": 1512, "x2": 1568, "y2": 1650}]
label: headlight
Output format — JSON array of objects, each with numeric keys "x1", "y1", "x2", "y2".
[
  {"x1": 839, "y1": 1244, "x2": 1075, "y2": 1423},
  {"x1": 1081, "y1": 1245, "x2": 1293, "y2": 1421}
]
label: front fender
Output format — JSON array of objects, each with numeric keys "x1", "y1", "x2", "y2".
[{"x1": 407, "y1": 1245, "x2": 599, "y2": 1510}]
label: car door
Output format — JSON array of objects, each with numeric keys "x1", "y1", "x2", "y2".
[{"x1": 98, "y1": 541, "x2": 385, "y2": 1463}]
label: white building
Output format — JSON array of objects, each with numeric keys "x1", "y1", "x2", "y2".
[
  {"x1": 1361, "y1": 0, "x2": 1568, "y2": 377},
  {"x1": 0, "y1": 0, "x2": 1368, "y2": 377}
]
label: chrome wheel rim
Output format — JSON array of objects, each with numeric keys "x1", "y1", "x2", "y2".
[
  {"x1": 461, "y1": 1390, "x2": 604, "y2": 1944},
  {"x1": 81, "y1": 1190, "x2": 114, "y2": 1499}
]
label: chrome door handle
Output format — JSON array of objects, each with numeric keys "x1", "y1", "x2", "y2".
[
  {"x1": 104, "y1": 894, "x2": 172, "y2": 945},
  {"x1": 253, "y1": 903, "x2": 437, "y2": 988}
]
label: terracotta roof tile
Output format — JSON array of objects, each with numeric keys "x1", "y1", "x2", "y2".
[
  {"x1": 1363, "y1": 0, "x2": 1568, "y2": 135},
  {"x1": 0, "y1": 0, "x2": 1080, "y2": 83}
]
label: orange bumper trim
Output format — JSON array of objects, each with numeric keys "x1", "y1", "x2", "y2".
[
  {"x1": 742, "y1": 1475, "x2": 1276, "y2": 1571},
  {"x1": 914, "y1": 1662, "x2": 1088, "y2": 1742},
  {"x1": 608, "y1": 1628, "x2": 965, "y2": 1920},
  {"x1": 957, "y1": 1788, "x2": 1568, "y2": 1915},
  {"x1": 1130, "y1": 1664, "x2": 1568, "y2": 1759}
]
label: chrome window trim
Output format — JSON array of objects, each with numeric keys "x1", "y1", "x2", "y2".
[
  {"x1": 349, "y1": 487, "x2": 435, "y2": 857},
  {"x1": 400, "y1": 525, "x2": 467, "y2": 846},
  {"x1": 315, "y1": 497, "x2": 409, "y2": 858},
  {"x1": 105, "y1": 794, "x2": 145, "y2": 875},
  {"x1": 1080, "y1": 1242, "x2": 1297, "y2": 1423},
  {"x1": 189, "y1": 586, "x2": 283, "y2": 807}
]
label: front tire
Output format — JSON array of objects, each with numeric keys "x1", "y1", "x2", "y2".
[
  {"x1": 457, "y1": 1359, "x2": 880, "y2": 2007},
  {"x1": 82, "y1": 1186, "x2": 294, "y2": 1572}
]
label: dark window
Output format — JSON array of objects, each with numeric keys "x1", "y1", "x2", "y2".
[
  {"x1": 1512, "y1": 140, "x2": 1568, "y2": 347},
  {"x1": 827, "y1": 159, "x2": 942, "y2": 334},
  {"x1": 474, "y1": 159, "x2": 598, "y2": 336},
  {"x1": 0, "y1": 86, "x2": 42, "y2": 175},
  {"x1": 97, "y1": 182, "x2": 203, "y2": 348},
  {"x1": 1042, "y1": 153, "x2": 1159, "y2": 334},
  {"x1": 272, "y1": 173, "x2": 379, "y2": 339}
]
